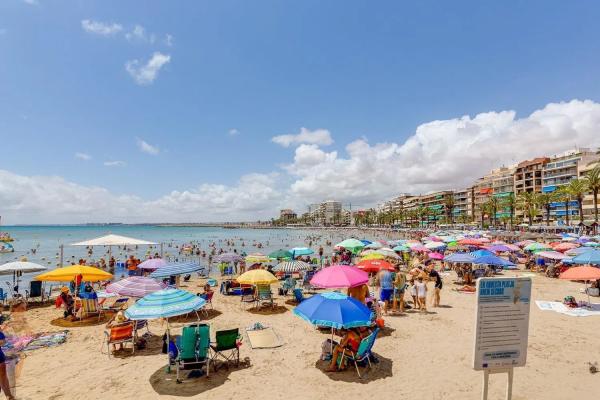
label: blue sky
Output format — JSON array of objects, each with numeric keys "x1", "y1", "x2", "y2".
[{"x1": 2, "y1": 0, "x2": 600, "y2": 223}]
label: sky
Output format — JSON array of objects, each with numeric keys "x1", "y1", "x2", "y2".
[{"x1": 2, "y1": 0, "x2": 600, "y2": 223}]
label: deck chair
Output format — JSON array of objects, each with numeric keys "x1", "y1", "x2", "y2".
[
  {"x1": 202, "y1": 291, "x2": 214, "y2": 317},
  {"x1": 240, "y1": 287, "x2": 255, "y2": 310},
  {"x1": 210, "y1": 328, "x2": 241, "y2": 371},
  {"x1": 26, "y1": 281, "x2": 43, "y2": 303},
  {"x1": 337, "y1": 328, "x2": 379, "y2": 378},
  {"x1": 293, "y1": 288, "x2": 304, "y2": 303},
  {"x1": 133, "y1": 319, "x2": 150, "y2": 336},
  {"x1": 175, "y1": 324, "x2": 210, "y2": 382},
  {"x1": 80, "y1": 293, "x2": 103, "y2": 321},
  {"x1": 280, "y1": 277, "x2": 296, "y2": 295},
  {"x1": 103, "y1": 297, "x2": 129, "y2": 312},
  {"x1": 103, "y1": 322, "x2": 135, "y2": 357},
  {"x1": 0, "y1": 288, "x2": 7, "y2": 305},
  {"x1": 255, "y1": 285, "x2": 274, "y2": 309}
]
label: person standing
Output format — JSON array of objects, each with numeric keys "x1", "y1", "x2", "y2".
[
  {"x1": 415, "y1": 276, "x2": 427, "y2": 312},
  {"x1": 376, "y1": 269, "x2": 394, "y2": 315},
  {"x1": 392, "y1": 267, "x2": 406, "y2": 313},
  {"x1": 427, "y1": 265, "x2": 443, "y2": 307},
  {"x1": 0, "y1": 328, "x2": 15, "y2": 400}
]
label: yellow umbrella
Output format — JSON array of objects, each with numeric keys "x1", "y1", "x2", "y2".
[
  {"x1": 236, "y1": 269, "x2": 278, "y2": 285},
  {"x1": 360, "y1": 253, "x2": 385, "y2": 261},
  {"x1": 245, "y1": 253, "x2": 271, "y2": 264},
  {"x1": 36, "y1": 265, "x2": 113, "y2": 282}
]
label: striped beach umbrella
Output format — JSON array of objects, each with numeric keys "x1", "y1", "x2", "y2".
[
  {"x1": 124, "y1": 288, "x2": 206, "y2": 320},
  {"x1": 272, "y1": 260, "x2": 311, "y2": 272},
  {"x1": 106, "y1": 276, "x2": 167, "y2": 297},
  {"x1": 214, "y1": 253, "x2": 242, "y2": 263},
  {"x1": 149, "y1": 262, "x2": 204, "y2": 278},
  {"x1": 137, "y1": 258, "x2": 168, "y2": 270}
]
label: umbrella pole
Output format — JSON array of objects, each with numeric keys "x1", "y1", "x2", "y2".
[
  {"x1": 166, "y1": 319, "x2": 171, "y2": 373},
  {"x1": 60, "y1": 244, "x2": 64, "y2": 268},
  {"x1": 160, "y1": 243, "x2": 164, "y2": 259}
]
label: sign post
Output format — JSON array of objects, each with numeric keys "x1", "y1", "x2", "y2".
[{"x1": 473, "y1": 277, "x2": 532, "y2": 400}]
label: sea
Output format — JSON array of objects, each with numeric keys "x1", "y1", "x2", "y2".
[{"x1": 0, "y1": 225, "x2": 345, "y2": 296}]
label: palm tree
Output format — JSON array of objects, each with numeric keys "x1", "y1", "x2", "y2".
[
  {"x1": 566, "y1": 179, "x2": 588, "y2": 224},
  {"x1": 477, "y1": 202, "x2": 488, "y2": 228},
  {"x1": 444, "y1": 196, "x2": 455, "y2": 225},
  {"x1": 487, "y1": 197, "x2": 500, "y2": 227},
  {"x1": 536, "y1": 192, "x2": 556, "y2": 226},
  {"x1": 555, "y1": 186, "x2": 571, "y2": 226},
  {"x1": 517, "y1": 192, "x2": 538, "y2": 226},
  {"x1": 584, "y1": 163, "x2": 600, "y2": 222},
  {"x1": 502, "y1": 193, "x2": 517, "y2": 230}
]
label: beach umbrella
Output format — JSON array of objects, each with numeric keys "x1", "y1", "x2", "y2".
[
  {"x1": 440, "y1": 236, "x2": 457, "y2": 243},
  {"x1": 559, "y1": 266, "x2": 600, "y2": 306},
  {"x1": 524, "y1": 242, "x2": 551, "y2": 252},
  {"x1": 356, "y1": 259, "x2": 395, "y2": 273},
  {"x1": 214, "y1": 253, "x2": 243, "y2": 263},
  {"x1": 365, "y1": 242, "x2": 383, "y2": 249},
  {"x1": 106, "y1": 276, "x2": 167, "y2": 297},
  {"x1": 359, "y1": 253, "x2": 385, "y2": 261},
  {"x1": 374, "y1": 248, "x2": 401, "y2": 259},
  {"x1": 536, "y1": 251, "x2": 568, "y2": 261},
  {"x1": 408, "y1": 244, "x2": 430, "y2": 253},
  {"x1": 36, "y1": 265, "x2": 112, "y2": 282},
  {"x1": 428, "y1": 252, "x2": 444, "y2": 260},
  {"x1": 149, "y1": 262, "x2": 204, "y2": 278},
  {"x1": 424, "y1": 242, "x2": 446, "y2": 250},
  {"x1": 236, "y1": 269, "x2": 278, "y2": 285},
  {"x1": 293, "y1": 292, "x2": 372, "y2": 329},
  {"x1": 458, "y1": 238, "x2": 482, "y2": 246},
  {"x1": 272, "y1": 260, "x2": 311, "y2": 273},
  {"x1": 552, "y1": 242, "x2": 579, "y2": 252},
  {"x1": 335, "y1": 239, "x2": 366, "y2": 253},
  {"x1": 359, "y1": 239, "x2": 372, "y2": 245},
  {"x1": 516, "y1": 240, "x2": 535, "y2": 247},
  {"x1": 472, "y1": 255, "x2": 515, "y2": 268},
  {"x1": 583, "y1": 242, "x2": 600, "y2": 248},
  {"x1": 485, "y1": 245, "x2": 513, "y2": 253},
  {"x1": 290, "y1": 247, "x2": 314, "y2": 257},
  {"x1": 124, "y1": 288, "x2": 206, "y2": 320},
  {"x1": 565, "y1": 247, "x2": 591, "y2": 257},
  {"x1": 137, "y1": 258, "x2": 168, "y2": 270},
  {"x1": 0, "y1": 261, "x2": 47, "y2": 275},
  {"x1": 443, "y1": 253, "x2": 475, "y2": 263},
  {"x1": 71, "y1": 234, "x2": 157, "y2": 247},
  {"x1": 268, "y1": 249, "x2": 293, "y2": 259},
  {"x1": 570, "y1": 249, "x2": 600, "y2": 265},
  {"x1": 392, "y1": 245, "x2": 410, "y2": 252},
  {"x1": 245, "y1": 253, "x2": 271, "y2": 263},
  {"x1": 469, "y1": 249, "x2": 495, "y2": 258},
  {"x1": 310, "y1": 265, "x2": 368, "y2": 288}
]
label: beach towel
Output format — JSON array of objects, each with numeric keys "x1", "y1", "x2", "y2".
[
  {"x1": 535, "y1": 300, "x2": 600, "y2": 317},
  {"x1": 245, "y1": 326, "x2": 283, "y2": 349},
  {"x1": 452, "y1": 286, "x2": 476, "y2": 294},
  {"x1": 2, "y1": 330, "x2": 69, "y2": 353}
]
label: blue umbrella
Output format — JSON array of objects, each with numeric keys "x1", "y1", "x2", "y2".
[
  {"x1": 124, "y1": 288, "x2": 206, "y2": 320},
  {"x1": 293, "y1": 292, "x2": 371, "y2": 329},
  {"x1": 444, "y1": 253, "x2": 475, "y2": 263},
  {"x1": 360, "y1": 240, "x2": 372, "y2": 245},
  {"x1": 472, "y1": 255, "x2": 516, "y2": 268},
  {"x1": 570, "y1": 249, "x2": 600, "y2": 265},
  {"x1": 149, "y1": 262, "x2": 205, "y2": 278},
  {"x1": 290, "y1": 247, "x2": 314, "y2": 256},
  {"x1": 469, "y1": 249, "x2": 495, "y2": 258}
]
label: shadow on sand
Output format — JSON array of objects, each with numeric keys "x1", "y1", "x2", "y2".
[
  {"x1": 246, "y1": 305, "x2": 289, "y2": 315},
  {"x1": 109, "y1": 333, "x2": 164, "y2": 359},
  {"x1": 313, "y1": 353, "x2": 393, "y2": 383},
  {"x1": 149, "y1": 357, "x2": 252, "y2": 397}
]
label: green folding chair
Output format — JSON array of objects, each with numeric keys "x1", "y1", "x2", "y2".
[
  {"x1": 210, "y1": 328, "x2": 241, "y2": 371},
  {"x1": 175, "y1": 323, "x2": 210, "y2": 382},
  {"x1": 255, "y1": 284, "x2": 274, "y2": 309}
]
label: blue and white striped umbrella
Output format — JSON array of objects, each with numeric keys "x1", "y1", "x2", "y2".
[
  {"x1": 273, "y1": 260, "x2": 311, "y2": 273},
  {"x1": 124, "y1": 288, "x2": 206, "y2": 320},
  {"x1": 149, "y1": 262, "x2": 204, "y2": 278}
]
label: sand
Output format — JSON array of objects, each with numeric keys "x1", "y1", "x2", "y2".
[{"x1": 10, "y1": 271, "x2": 600, "y2": 400}]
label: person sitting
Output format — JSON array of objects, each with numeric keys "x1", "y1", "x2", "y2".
[
  {"x1": 325, "y1": 328, "x2": 363, "y2": 372},
  {"x1": 56, "y1": 287, "x2": 75, "y2": 320},
  {"x1": 105, "y1": 311, "x2": 131, "y2": 351},
  {"x1": 198, "y1": 282, "x2": 213, "y2": 299}
]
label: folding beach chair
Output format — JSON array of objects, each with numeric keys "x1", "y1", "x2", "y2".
[
  {"x1": 210, "y1": 328, "x2": 241, "y2": 371},
  {"x1": 103, "y1": 297, "x2": 129, "y2": 312},
  {"x1": 337, "y1": 328, "x2": 379, "y2": 378},
  {"x1": 133, "y1": 319, "x2": 150, "y2": 336},
  {"x1": 293, "y1": 288, "x2": 305, "y2": 303},
  {"x1": 26, "y1": 281, "x2": 43, "y2": 303},
  {"x1": 103, "y1": 322, "x2": 135, "y2": 357},
  {"x1": 280, "y1": 277, "x2": 296, "y2": 295},
  {"x1": 240, "y1": 287, "x2": 255, "y2": 310},
  {"x1": 255, "y1": 285, "x2": 274, "y2": 309},
  {"x1": 175, "y1": 323, "x2": 210, "y2": 382},
  {"x1": 202, "y1": 291, "x2": 214, "y2": 317},
  {"x1": 79, "y1": 292, "x2": 103, "y2": 321}
]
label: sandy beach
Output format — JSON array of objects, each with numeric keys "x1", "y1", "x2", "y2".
[{"x1": 10, "y1": 268, "x2": 599, "y2": 400}]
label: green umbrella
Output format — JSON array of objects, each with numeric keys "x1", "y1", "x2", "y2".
[
  {"x1": 335, "y1": 238, "x2": 366, "y2": 253},
  {"x1": 524, "y1": 242, "x2": 551, "y2": 252},
  {"x1": 268, "y1": 249, "x2": 293, "y2": 259}
]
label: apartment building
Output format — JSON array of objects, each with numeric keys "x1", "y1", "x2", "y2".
[
  {"x1": 578, "y1": 155, "x2": 600, "y2": 222},
  {"x1": 453, "y1": 187, "x2": 473, "y2": 222}
]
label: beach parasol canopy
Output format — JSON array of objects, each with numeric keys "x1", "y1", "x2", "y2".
[
  {"x1": 472, "y1": 255, "x2": 515, "y2": 267},
  {"x1": 392, "y1": 245, "x2": 410, "y2": 252},
  {"x1": 137, "y1": 258, "x2": 168, "y2": 270},
  {"x1": 374, "y1": 248, "x2": 401, "y2": 259},
  {"x1": 0, "y1": 261, "x2": 47, "y2": 275},
  {"x1": 565, "y1": 247, "x2": 591, "y2": 257},
  {"x1": 290, "y1": 247, "x2": 314, "y2": 257},
  {"x1": 444, "y1": 253, "x2": 475, "y2": 263},
  {"x1": 524, "y1": 242, "x2": 551, "y2": 252},
  {"x1": 559, "y1": 266, "x2": 600, "y2": 281},
  {"x1": 106, "y1": 276, "x2": 167, "y2": 297},
  {"x1": 485, "y1": 245, "x2": 513, "y2": 253},
  {"x1": 356, "y1": 259, "x2": 395, "y2": 273},
  {"x1": 310, "y1": 265, "x2": 368, "y2": 288},
  {"x1": 268, "y1": 249, "x2": 293, "y2": 259},
  {"x1": 236, "y1": 269, "x2": 278, "y2": 285},
  {"x1": 360, "y1": 253, "x2": 385, "y2": 261},
  {"x1": 71, "y1": 234, "x2": 157, "y2": 246},
  {"x1": 245, "y1": 253, "x2": 271, "y2": 263},
  {"x1": 536, "y1": 251, "x2": 568, "y2": 261},
  {"x1": 569, "y1": 249, "x2": 600, "y2": 265},
  {"x1": 583, "y1": 242, "x2": 600, "y2": 247},
  {"x1": 149, "y1": 262, "x2": 204, "y2": 278},
  {"x1": 458, "y1": 238, "x2": 483, "y2": 246},
  {"x1": 214, "y1": 253, "x2": 243, "y2": 263},
  {"x1": 124, "y1": 288, "x2": 206, "y2": 320},
  {"x1": 272, "y1": 260, "x2": 311, "y2": 273},
  {"x1": 469, "y1": 249, "x2": 495, "y2": 258},
  {"x1": 552, "y1": 242, "x2": 579, "y2": 252},
  {"x1": 335, "y1": 239, "x2": 366, "y2": 252},
  {"x1": 428, "y1": 252, "x2": 444, "y2": 260},
  {"x1": 36, "y1": 265, "x2": 112, "y2": 282},
  {"x1": 293, "y1": 292, "x2": 372, "y2": 329},
  {"x1": 424, "y1": 242, "x2": 446, "y2": 250}
]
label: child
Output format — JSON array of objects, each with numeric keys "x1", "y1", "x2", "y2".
[
  {"x1": 409, "y1": 279, "x2": 418, "y2": 309},
  {"x1": 416, "y1": 276, "x2": 427, "y2": 312}
]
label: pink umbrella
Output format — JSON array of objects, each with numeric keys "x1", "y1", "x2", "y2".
[
  {"x1": 536, "y1": 251, "x2": 568, "y2": 260},
  {"x1": 552, "y1": 242, "x2": 579, "y2": 252},
  {"x1": 138, "y1": 258, "x2": 168, "y2": 270},
  {"x1": 310, "y1": 265, "x2": 368, "y2": 288},
  {"x1": 428, "y1": 252, "x2": 444, "y2": 260},
  {"x1": 410, "y1": 244, "x2": 431, "y2": 253},
  {"x1": 106, "y1": 276, "x2": 167, "y2": 297}
]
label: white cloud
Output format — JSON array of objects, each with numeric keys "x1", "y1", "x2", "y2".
[
  {"x1": 81, "y1": 19, "x2": 123, "y2": 36},
  {"x1": 125, "y1": 24, "x2": 156, "y2": 44},
  {"x1": 103, "y1": 161, "x2": 126, "y2": 167},
  {"x1": 137, "y1": 138, "x2": 160, "y2": 155},
  {"x1": 272, "y1": 128, "x2": 334, "y2": 148},
  {"x1": 229, "y1": 129, "x2": 239, "y2": 136},
  {"x1": 164, "y1": 34, "x2": 174, "y2": 47},
  {"x1": 125, "y1": 52, "x2": 170, "y2": 85},
  {"x1": 75, "y1": 152, "x2": 91, "y2": 161}
]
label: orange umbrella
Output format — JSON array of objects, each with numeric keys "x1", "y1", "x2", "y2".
[
  {"x1": 559, "y1": 266, "x2": 600, "y2": 281},
  {"x1": 356, "y1": 259, "x2": 395, "y2": 273}
]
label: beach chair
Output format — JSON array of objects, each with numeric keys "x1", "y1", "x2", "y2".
[
  {"x1": 240, "y1": 292, "x2": 255, "y2": 310},
  {"x1": 337, "y1": 328, "x2": 379, "y2": 378},
  {"x1": 26, "y1": 281, "x2": 43, "y2": 303},
  {"x1": 255, "y1": 285, "x2": 274, "y2": 309},
  {"x1": 103, "y1": 322, "x2": 135, "y2": 357},
  {"x1": 293, "y1": 288, "x2": 305, "y2": 303},
  {"x1": 210, "y1": 328, "x2": 241, "y2": 371},
  {"x1": 133, "y1": 319, "x2": 150, "y2": 336},
  {"x1": 175, "y1": 324, "x2": 210, "y2": 382},
  {"x1": 0, "y1": 288, "x2": 7, "y2": 305},
  {"x1": 103, "y1": 297, "x2": 129, "y2": 312},
  {"x1": 79, "y1": 293, "x2": 103, "y2": 321},
  {"x1": 280, "y1": 277, "x2": 296, "y2": 295},
  {"x1": 202, "y1": 291, "x2": 214, "y2": 317}
]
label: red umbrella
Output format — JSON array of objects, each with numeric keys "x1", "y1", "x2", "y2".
[
  {"x1": 458, "y1": 238, "x2": 482, "y2": 246},
  {"x1": 356, "y1": 259, "x2": 395, "y2": 273},
  {"x1": 552, "y1": 242, "x2": 579, "y2": 252},
  {"x1": 559, "y1": 266, "x2": 600, "y2": 306}
]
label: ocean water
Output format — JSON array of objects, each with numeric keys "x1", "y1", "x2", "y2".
[{"x1": 0, "y1": 225, "x2": 341, "y2": 295}]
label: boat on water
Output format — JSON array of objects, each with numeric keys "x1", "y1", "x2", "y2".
[
  {"x1": 0, "y1": 233, "x2": 13, "y2": 242},
  {"x1": 0, "y1": 241, "x2": 14, "y2": 253}
]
